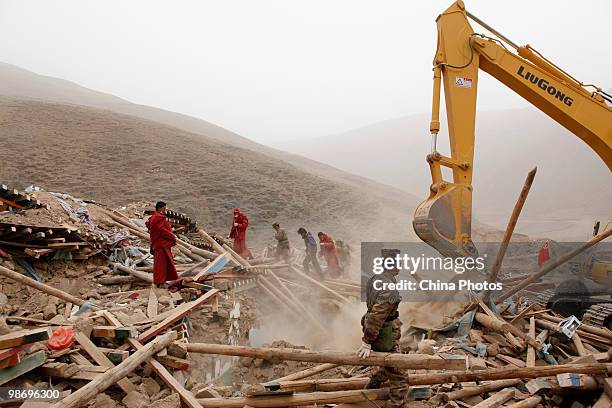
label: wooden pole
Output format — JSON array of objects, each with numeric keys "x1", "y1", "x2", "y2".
[
  {"x1": 272, "y1": 363, "x2": 339, "y2": 382},
  {"x1": 197, "y1": 388, "x2": 389, "y2": 408},
  {"x1": 267, "y1": 271, "x2": 326, "y2": 333},
  {"x1": 406, "y1": 363, "x2": 611, "y2": 386},
  {"x1": 496, "y1": 228, "x2": 612, "y2": 303},
  {"x1": 483, "y1": 168, "x2": 536, "y2": 301},
  {"x1": 0, "y1": 265, "x2": 86, "y2": 306},
  {"x1": 247, "y1": 377, "x2": 369, "y2": 395},
  {"x1": 50, "y1": 331, "x2": 177, "y2": 408},
  {"x1": 475, "y1": 313, "x2": 537, "y2": 348},
  {"x1": 472, "y1": 388, "x2": 515, "y2": 408},
  {"x1": 441, "y1": 378, "x2": 521, "y2": 402},
  {"x1": 526, "y1": 317, "x2": 536, "y2": 367},
  {"x1": 114, "y1": 263, "x2": 153, "y2": 283},
  {"x1": 289, "y1": 265, "x2": 351, "y2": 305},
  {"x1": 183, "y1": 343, "x2": 466, "y2": 370},
  {"x1": 537, "y1": 313, "x2": 612, "y2": 341},
  {"x1": 506, "y1": 396, "x2": 542, "y2": 408},
  {"x1": 101, "y1": 311, "x2": 203, "y2": 408},
  {"x1": 179, "y1": 259, "x2": 210, "y2": 277},
  {"x1": 258, "y1": 276, "x2": 304, "y2": 318}
]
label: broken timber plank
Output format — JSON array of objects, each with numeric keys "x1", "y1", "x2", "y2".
[
  {"x1": 138, "y1": 289, "x2": 219, "y2": 343},
  {"x1": 0, "y1": 328, "x2": 51, "y2": 349},
  {"x1": 471, "y1": 387, "x2": 515, "y2": 408},
  {"x1": 50, "y1": 331, "x2": 176, "y2": 408},
  {"x1": 273, "y1": 362, "x2": 338, "y2": 382},
  {"x1": 247, "y1": 377, "x2": 369, "y2": 395},
  {"x1": 193, "y1": 252, "x2": 229, "y2": 281},
  {"x1": 183, "y1": 343, "x2": 467, "y2": 370},
  {"x1": 406, "y1": 363, "x2": 611, "y2": 386},
  {"x1": 91, "y1": 326, "x2": 138, "y2": 340},
  {"x1": 155, "y1": 355, "x2": 189, "y2": 371},
  {"x1": 100, "y1": 310, "x2": 203, "y2": 408},
  {"x1": 0, "y1": 350, "x2": 46, "y2": 386},
  {"x1": 526, "y1": 317, "x2": 536, "y2": 367},
  {"x1": 147, "y1": 288, "x2": 158, "y2": 318},
  {"x1": 74, "y1": 331, "x2": 135, "y2": 393},
  {"x1": 196, "y1": 388, "x2": 389, "y2": 408},
  {"x1": 289, "y1": 265, "x2": 351, "y2": 305},
  {"x1": 441, "y1": 379, "x2": 522, "y2": 402}
]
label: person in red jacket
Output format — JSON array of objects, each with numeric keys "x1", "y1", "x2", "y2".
[
  {"x1": 229, "y1": 208, "x2": 251, "y2": 259},
  {"x1": 146, "y1": 201, "x2": 179, "y2": 286},
  {"x1": 318, "y1": 231, "x2": 341, "y2": 278}
]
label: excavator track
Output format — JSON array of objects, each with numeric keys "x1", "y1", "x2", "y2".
[
  {"x1": 582, "y1": 303, "x2": 612, "y2": 329},
  {"x1": 535, "y1": 289, "x2": 557, "y2": 308}
]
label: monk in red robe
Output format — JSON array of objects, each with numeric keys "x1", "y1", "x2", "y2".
[
  {"x1": 318, "y1": 231, "x2": 341, "y2": 278},
  {"x1": 229, "y1": 208, "x2": 251, "y2": 259},
  {"x1": 146, "y1": 201, "x2": 179, "y2": 286}
]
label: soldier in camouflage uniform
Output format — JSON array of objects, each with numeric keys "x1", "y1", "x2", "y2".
[{"x1": 358, "y1": 248, "x2": 406, "y2": 408}]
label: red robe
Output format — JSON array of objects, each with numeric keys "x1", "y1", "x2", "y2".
[
  {"x1": 229, "y1": 211, "x2": 250, "y2": 259},
  {"x1": 319, "y1": 233, "x2": 341, "y2": 278},
  {"x1": 146, "y1": 211, "x2": 178, "y2": 284}
]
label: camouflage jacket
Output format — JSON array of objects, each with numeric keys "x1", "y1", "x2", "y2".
[{"x1": 362, "y1": 271, "x2": 401, "y2": 344}]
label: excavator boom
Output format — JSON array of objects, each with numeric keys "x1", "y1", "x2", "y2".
[{"x1": 414, "y1": 1, "x2": 612, "y2": 258}]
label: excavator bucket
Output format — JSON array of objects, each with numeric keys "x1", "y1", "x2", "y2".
[{"x1": 413, "y1": 182, "x2": 478, "y2": 259}]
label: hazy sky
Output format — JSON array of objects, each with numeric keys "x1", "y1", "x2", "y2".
[{"x1": 1, "y1": 0, "x2": 609, "y2": 143}]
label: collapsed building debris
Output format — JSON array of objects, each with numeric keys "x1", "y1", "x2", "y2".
[{"x1": 0, "y1": 182, "x2": 610, "y2": 408}]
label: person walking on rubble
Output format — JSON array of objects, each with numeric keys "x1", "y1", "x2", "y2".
[
  {"x1": 146, "y1": 201, "x2": 179, "y2": 287},
  {"x1": 272, "y1": 222, "x2": 290, "y2": 262},
  {"x1": 317, "y1": 231, "x2": 341, "y2": 278},
  {"x1": 358, "y1": 248, "x2": 406, "y2": 408},
  {"x1": 297, "y1": 227, "x2": 323, "y2": 278},
  {"x1": 229, "y1": 208, "x2": 251, "y2": 259}
]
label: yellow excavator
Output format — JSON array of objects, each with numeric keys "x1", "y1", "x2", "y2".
[{"x1": 413, "y1": 1, "x2": 612, "y2": 258}]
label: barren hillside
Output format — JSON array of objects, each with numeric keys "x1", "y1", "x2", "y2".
[
  {"x1": 0, "y1": 62, "x2": 414, "y2": 208},
  {"x1": 0, "y1": 96, "x2": 416, "y2": 247}
]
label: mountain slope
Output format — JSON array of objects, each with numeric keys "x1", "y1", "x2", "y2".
[
  {"x1": 276, "y1": 109, "x2": 612, "y2": 240},
  {"x1": 0, "y1": 95, "x2": 418, "y2": 247},
  {"x1": 0, "y1": 62, "x2": 415, "y2": 211}
]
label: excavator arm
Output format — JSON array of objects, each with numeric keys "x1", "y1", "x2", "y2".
[{"x1": 413, "y1": 0, "x2": 612, "y2": 258}]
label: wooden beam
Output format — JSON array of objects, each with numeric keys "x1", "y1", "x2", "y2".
[
  {"x1": 0, "y1": 328, "x2": 51, "y2": 349},
  {"x1": 289, "y1": 265, "x2": 351, "y2": 305},
  {"x1": 50, "y1": 332, "x2": 176, "y2": 408},
  {"x1": 406, "y1": 363, "x2": 611, "y2": 386},
  {"x1": 505, "y1": 396, "x2": 542, "y2": 408},
  {"x1": 441, "y1": 379, "x2": 522, "y2": 402},
  {"x1": 526, "y1": 317, "x2": 536, "y2": 367},
  {"x1": 471, "y1": 388, "x2": 515, "y2": 408},
  {"x1": 194, "y1": 253, "x2": 229, "y2": 281},
  {"x1": 91, "y1": 326, "x2": 138, "y2": 340},
  {"x1": 273, "y1": 363, "x2": 338, "y2": 382},
  {"x1": 0, "y1": 265, "x2": 87, "y2": 306},
  {"x1": 184, "y1": 343, "x2": 466, "y2": 370},
  {"x1": 147, "y1": 288, "x2": 158, "y2": 319},
  {"x1": 197, "y1": 388, "x2": 388, "y2": 408},
  {"x1": 138, "y1": 289, "x2": 218, "y2": 343},
  {"x1": 0, "y1": 350, "x2": 46, "y2": 386},
  {"x1": 247, "y1": 377, "x2": 368, "y2": 395},
  {"x1": 74, "y1": 332, "x2": 135, "y2": 393},
  {"x1": 483, "y1": 168, "x2": 536, "y2": 301},
  {"x1": 155, "y1": 355, "x2": 190, "y2": 371}
]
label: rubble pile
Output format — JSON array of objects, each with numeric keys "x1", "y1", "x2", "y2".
[{"x1": 0, "y1": 182, "x2": 610, "y2": 408}]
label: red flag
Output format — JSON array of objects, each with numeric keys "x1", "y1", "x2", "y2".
[{"x1": 538, "y1": 241, "x2": 550, "y2": 269}]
